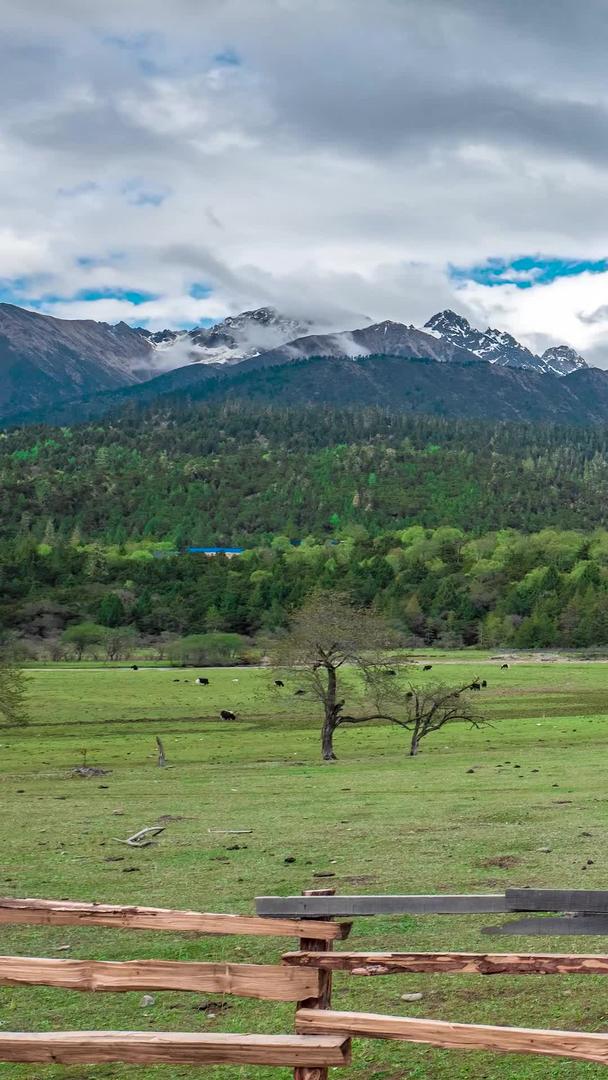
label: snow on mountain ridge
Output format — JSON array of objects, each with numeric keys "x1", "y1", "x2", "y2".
[
  {"x1": 143, "y1": 306, "x2": 329, "y2": 371},
  {"x1": 424, "y1": 309, "x2": 588, "y2": 375},
  {"x1": 541, "y1": 344, "x2": 587, "y2": 376}
]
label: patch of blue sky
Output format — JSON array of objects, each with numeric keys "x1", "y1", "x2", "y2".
[
  {"x1": 213, "y1": 47, "x2": 241, "y2": 66},
  {"x1": 132, "y1": 190, "x2": 167, "y2": 207},
  {"x1": 101, "y1": 32, "x2": 165, "y2": 75},
  {"x1": 450, "y1": 256, "x2": 608, "y2": 289},
  {"x1": 0, "y1": 275, "x2": 54, "y2": 305},
  {"x1": 121, "y1": 178, "x2": 170, "y2": 207},
  {"x1": 72, "y1": 288, "x2": 159, "y2": 305},
  {"x1": 75, "y1": 253, "x2": 125, "y2": 269},
  {"x1": 189, "y1": 283, "x2": 212, "y2": 300}
]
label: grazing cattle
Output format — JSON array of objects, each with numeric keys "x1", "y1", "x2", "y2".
[
  {"x1": 385, "y1": 669, "x2": 396, "y2": 676},
  {"x1": 274, "y1": 680, "x2": 285, "y2": 687},
  {"x1": 423, "y1": 664, "x2": 432, "y2": 671},
  {"x1": 131, "y1": 665, "x2": 138, "y2": 671},
  {"x1": 173, "y1": 679, "x2": 180, "y2": 683},
  {"x1": 220, "y1": 709, "x2": 236, "y2": 721},
  {"x1": 501, "y1": 663, "x2": 509, "y2": 670},
  {"x1": 471, "y1": 681, "x2": 481, "y2": 691},
  {"x1": 294, "y1": 689, "x2": 306, "y2": 696},
  {"x1": 195, "y1": 677, "x2": 209, "y2": 686},
  {"x1": 481, "y1": 679, "x2": 487, "y2": 688}
]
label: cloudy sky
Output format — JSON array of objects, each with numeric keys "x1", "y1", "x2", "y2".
[{"x1": 4, "y1": 0, "x2": 608, "y2": 362}]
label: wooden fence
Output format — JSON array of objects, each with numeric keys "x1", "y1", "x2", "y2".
[
  {"x1": 3, "y1": 890, "x2": 608, "y2": 1073},
  {"x1": 0, "y1": 895, "x2": 352, "y2": 1074},
  {"x1": 257, "y1": 886, "x2": 608, "y2": 933},
  {"x1": 267, "y1": 887, "x2": 608, "y2": 1074}
]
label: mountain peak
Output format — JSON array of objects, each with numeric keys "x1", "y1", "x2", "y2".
[
  {"x1": 425, "y1": 309, "x2": 587, "y2": 375},
  {"x1": 541, "y1": 344, "x2": 588, "y2": 375},
  {"x1": 425, "y1": 310, "x2": 473, "y2": 335}
]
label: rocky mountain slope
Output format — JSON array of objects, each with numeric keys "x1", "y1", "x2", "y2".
[
  {"x1": 237, "y1": 319, "x2": 483, "y2": 371},
  {"x1": 424, "y1": 309, "x2": 588, "y2": 375},
  {"x1": 15, "y1": 351, "x2": 608, "y2": 429},
  {"x1": 0, "y1": 302, "x2": 157, "y2": 418},
  {"x1": 145, "y1": 307, "x2": 320, "y2": 367},
  {"x1": 200, "y1": 355, "x2": 608, "y2": 423},
  {"x1": 0, "y1": 300, "x2": 598, "y2": 424},
  {"x1": 540, "y1": 344, "x2": 588, "y2": 376},
  {"x1": 0, "y1": 304, "x2": 321, "y2": 419}
]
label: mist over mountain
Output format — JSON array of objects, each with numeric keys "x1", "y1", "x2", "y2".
[
  {"x1": 0, "y1": 299, "x2": 600, "y2": 426},
  {"x1": 143, "y1": 307, "x2": 328, "y2": 370}
]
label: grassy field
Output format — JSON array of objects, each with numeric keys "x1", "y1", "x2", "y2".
[{"x1": 2, "y1": 658, "x2": 608, "y2": 1078}]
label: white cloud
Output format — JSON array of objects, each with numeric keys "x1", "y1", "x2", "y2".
[
  {"x1": 459, "y1": 272, "x2": 608, "y2": 364},
  {"x1": 3, "y1": 1, "x2": 608, "y2": 360}
]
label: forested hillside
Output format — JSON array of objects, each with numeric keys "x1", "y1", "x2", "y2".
[
  {"x1": 3, "y1": 404, "x2": 608, "y2": 545},
  {"x1": 3, "y1": 404, "x2": 608, "y2": 651},
  {"x1": 3, "y1": 521, "x2": 608, "y2": 651}
]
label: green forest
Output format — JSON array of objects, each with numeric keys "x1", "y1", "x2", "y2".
[
  {"x1": 3, "y1": 519, "x2": 608, "y2": 650},
  {"x1": 3, "y1": 403, "x2": 608, "y2": 544},
  {"x1": 2, "y1": 403, "x2": 608, "y2": 651}
]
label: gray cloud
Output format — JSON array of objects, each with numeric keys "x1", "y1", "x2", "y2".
[
  {"x1": 3, "y1": 0, "x2": 608, "y2": 359},
  {"x1": 579, "y1": 306, "x2": 608, "y2": 325}
]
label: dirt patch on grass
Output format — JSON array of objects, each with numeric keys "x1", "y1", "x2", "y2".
[{"x1": 479, "y1": 854, "x2": 520, "y2": 869}]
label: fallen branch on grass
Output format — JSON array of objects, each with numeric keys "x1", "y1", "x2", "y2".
[{"x1": 112, "y1": 826, "x2": 165, "y2": 848}]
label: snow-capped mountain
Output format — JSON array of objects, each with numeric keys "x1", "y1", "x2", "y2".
[
  {"x1": 0, "y1": 300, "x2": 593, "y2": 423},
  {"x1": 239, "y1": 319, "x2": 484, "y2": 371},
  {"x1": 540, "y1": 344, "x2": 588, "y2": 376},
  {"x1": 424, "y1": 310, "x2": 587, "y2": 375},
  {"x1": 146, "y1": 307, "x2": 322, "y2": 368},
  {"x1": 0, "y1": 303, "x2": 343, "y2": 419}
]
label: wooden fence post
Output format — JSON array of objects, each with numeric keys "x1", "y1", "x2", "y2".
[{"x1": 294, "y1": 889, "x2": 336, "y2": 1080}]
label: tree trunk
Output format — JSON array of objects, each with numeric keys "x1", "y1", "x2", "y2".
[
  {"x1": 156, "y1": 736, "x2": 166, "y2": 767},
  {"x1": 322, "y1": 717, "x2": 337, "y2": 760},
  {"x1": 410, "y1": 733, "x2": 419, "y2": 756},
  {"x1": 321, "y1": 664, "x2": 339, "y2": 760}
]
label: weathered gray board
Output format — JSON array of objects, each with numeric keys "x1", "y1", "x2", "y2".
[
  {"x1": 507, "y1": 889, "x2": 608, "y2": 913},
  {"x1": 256, "y1": 895, "x2": 509, "y2": 918},
  {"x1": 484, "y1": 916, "x2": 608, "y2": 937}
]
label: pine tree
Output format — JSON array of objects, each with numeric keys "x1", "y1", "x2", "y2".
[{"x1": 98, "y1": 593, "x2": 126, "y2": 628}]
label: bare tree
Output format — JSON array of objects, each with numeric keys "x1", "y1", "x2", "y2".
[
  {"x1": 274, "y1": 593, "x2": 485, "y2": 760},
  {"x1": 389, "y1": 681, "x2": 485, "y2": 756},
  {"x1": 103, "y1": 626, "x2": 137, "y2": 661},
  {"x1": 274, "y1": 592, "x2": 401, "y2": 760}
]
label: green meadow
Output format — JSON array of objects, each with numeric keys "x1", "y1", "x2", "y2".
[{"x1": 2, "y1": 658, "x2": 608, "y2": 1079}]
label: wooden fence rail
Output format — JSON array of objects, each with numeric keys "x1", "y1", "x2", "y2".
[
  {"x1": 0, "y1": 955, "x2": 320, "y2": 1001},
  {"x1": 258, "y1": 888, "x2": 608, "y2": 936},
  {"x1": 296, "y1": 1009, "x2": 608, "y2": 1066},
  {"x1": 0, "y1": 896, "x2": 348, "y2": 941},
  {"x1": 257, "y1": 893, "x2": 508, "y2": 917},
  {"x1": 6, "y1": 891, "x2": 608, "y2": 1071},
  {"x1": 283, "y1": 950, "x2": 608, "y2": 976},
  {"x1": 507, "y1": 889, "x2": 608, "y2": 912},
  {"x1": 0, "y1": 1031, "x2": 351, "y2": 1067}
]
